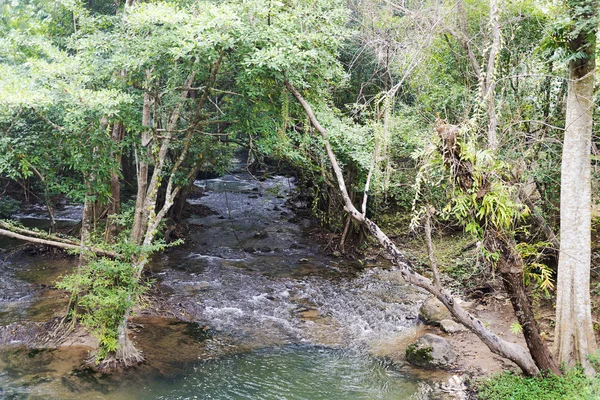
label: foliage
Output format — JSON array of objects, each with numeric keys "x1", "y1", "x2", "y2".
[
  {"x1": 516, "y1": 241, "x2": 555, "y2": 295},
  {"x1": 510, "y1": 322, "x2": 523, "y2": 335},
  {"x1": 0, "y1": 196, "x2": 19, "y2": 218},
  {"x1": 476, "y1": 369, "x2": 600, "y2": 400},
  {"x1": 414, "y1": 125, "x2": 528, "y2": 240},
  {"x1": 56, "y1": 258, "x2": 149, "y2": 361}
]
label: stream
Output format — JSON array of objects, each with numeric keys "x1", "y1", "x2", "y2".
[{"x1": 0, "y1": 160, "x2": 435, "y2": 399}]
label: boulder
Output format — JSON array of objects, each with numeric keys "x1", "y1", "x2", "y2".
[
  {"x1": 419, "y1": 297, "x2": 450, "y2": 325},
  {"x1": 406, "y1": 333, "x2": 457, "y2": 370},
  {"x1": 440, "y1": 319, "x2": 466, "y2": 334}
]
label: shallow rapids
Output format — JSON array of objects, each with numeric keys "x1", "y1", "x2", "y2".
[{"x1": 0, "y1": 160, "x2": 430, "y2": 399}]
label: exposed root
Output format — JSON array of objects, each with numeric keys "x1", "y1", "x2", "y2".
[
  {"x1": 96, "y1": 319, "x2": 144, "y2": 371},
  {"x1": 96, "y1": 346, "x2": 144, "y2": 371}
]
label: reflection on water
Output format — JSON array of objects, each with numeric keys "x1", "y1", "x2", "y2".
[
  {"x1": 0, "y1": 337, "x2": 422, "y2": 399},
  {"x1": 136, "y1": 346, "x2": 419, "y2": 400}
]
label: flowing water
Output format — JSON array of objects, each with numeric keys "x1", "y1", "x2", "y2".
[{"x1": 0, "y1": 160, "x2": 434, "y2": 399}]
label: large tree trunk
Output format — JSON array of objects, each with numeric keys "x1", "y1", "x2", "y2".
[
  {"x1": 286, "y1": 80, "x2": 541, "y2": 376},
  {"x1": 554, "y1": 2, "x2": 597, "y2": 375}
]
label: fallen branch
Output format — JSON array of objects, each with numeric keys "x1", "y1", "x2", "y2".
[
  {"x1": 0, "y1": 228, "x2": 120, "y2": 259},
  {"x1": 285, "y1": 80, "x2": 540, "y2": 376},
  {"x1": 0, "y1": 222, "x2": 79, "y2": 246}
]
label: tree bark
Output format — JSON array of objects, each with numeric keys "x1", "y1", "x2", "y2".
[
  {"x1": 79, "y1": 194, "x2": 94, "y2": 266},
  {"x1": 130, "y1": 89, "x2": 153, "y2": 245},
  {"x1": 555, "y1": 1, "x2": 598, "y2": 375},
  {"x1": 484, "y1": 232, "x2": 560, "y2": 374},
  {"x1": 286, "y1": 80, "x2": 540, "y2": 376},
  {"x1": 484, "y1": 0, "x2": 500, "y2": 150},
  {"x1": 105, "y1": 122, "x2": 125, "y2": 242}
]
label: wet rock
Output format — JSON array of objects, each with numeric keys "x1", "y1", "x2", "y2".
[
  {"x1": 406, "y1": 333, "x2": 457, "y2": 370},
  {"x1": 290, "y1": 243, "x2": 304, "y2": 250},
  {"x1": 273, "y1": 205, "x2": 281, "y2": 211},
  {"x1": 279, "y1": 211, "x2": 290, "y2": 217},
  {"x1": 253, "y1": 231, "x2": 269, "y2": 239},
  {"x1": 419, "y1": 297, "x2": 450, "y2": 325},
  {"x1": 439, "y1": 319, "x2": 466, "y2": 334},
  {"x1": 260, "y1": 247, "x2": 272, "y2": 253},
  {"x1": 243, "y1": 246, "x2": 257, "y2": 253}
]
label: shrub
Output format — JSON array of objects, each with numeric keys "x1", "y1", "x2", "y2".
[
  {"x1": 476, "y1": 369, "x2": 600, "y2": 400},
  {"x1": 56, "y1": 258, "x2": 149, "y2": 361}
]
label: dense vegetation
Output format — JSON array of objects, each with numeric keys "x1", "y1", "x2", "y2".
[{"x1": 1, "y1": 0, "x2": 599, "y2": 396}]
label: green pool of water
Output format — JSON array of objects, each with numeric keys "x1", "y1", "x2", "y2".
[
  {"x1": 129, "y1": 346, "x2": 420, "y2": 400},
  {"x1": 0, "y1": 345, "x2": 421, "y2": 399}
]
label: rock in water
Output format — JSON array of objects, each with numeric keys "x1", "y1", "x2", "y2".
[
  {"x1": 406, "y1": 333, "x2": 457, "y2": 370},
  {"x1": 440, "y1": 319, "x2": 466, "y2": 334},
  {"x1": 419, "y1": 297, "x2": 450, "y2": 325}
]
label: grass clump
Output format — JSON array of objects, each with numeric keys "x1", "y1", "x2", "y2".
[{"x1": 476, "y1": 368, "x2": 600, "y2": 400}]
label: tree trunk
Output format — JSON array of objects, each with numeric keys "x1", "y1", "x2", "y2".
[
  {"x1": 0, "y1": 227, "x2": 118, "y2": 258},
  {"x1": 555, "y1": 2, "x2": 597, "y2": 374},
  {"x1": 168, "y1": 180, "x2": 192, "y2": 223},
  {"x1": 105, "y1": 122, "x2": 125, "y2": 242},
  {"x1": 485, "y1": 232, "x2": 560, "y2": 375},
  {"x1": 79, "y1": 194, "x2": 94, "y2": 266},
  {"x1": 130, "y1": 90, "x2": 153, "y2": 245},
  {"x1": 98, "y1": 310, "x2": 143, "y2": 370},
  {"x1": 483, "y1": 0, "x2": 501, "y2": 150}
]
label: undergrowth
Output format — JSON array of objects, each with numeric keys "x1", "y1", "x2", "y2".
[{"x1": 476, "y1": 368, "x2": 600, "y2": 400}]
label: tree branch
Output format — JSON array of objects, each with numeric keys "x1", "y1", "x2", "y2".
[
  {"x1": 285, "y1": 80, "x2": 539, "y2": 376},
  {"x1": 0, "y1": 227, "x2": 119, "y2": 258}
]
